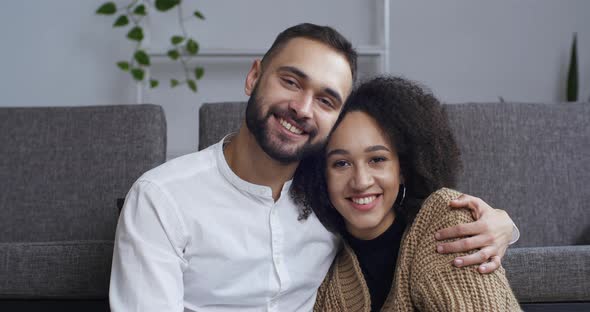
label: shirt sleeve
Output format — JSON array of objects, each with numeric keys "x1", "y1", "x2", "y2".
[
  {"x1": 509, "y1": 221, "x2": 520, "y2": 245},
  {"x1": 109, "y1": 180, "x2": 188, "y2": 312}
]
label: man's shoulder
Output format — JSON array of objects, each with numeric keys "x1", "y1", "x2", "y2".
[{"x1": 139, "y1": 144, "x2": 219, "y2": 188}]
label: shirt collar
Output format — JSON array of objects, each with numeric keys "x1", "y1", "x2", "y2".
[{"x1": 215, "y1": 135, "x2": 293, "y2": 198}]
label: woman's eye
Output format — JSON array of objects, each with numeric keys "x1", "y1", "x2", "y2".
[
  {"x1": 332, "y1": 160, "x2": 350, "y2": 168},
  {"x1": 370, "y1": 156, "x2": 387, "y2": 164}
]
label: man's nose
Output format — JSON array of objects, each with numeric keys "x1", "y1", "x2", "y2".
[{"x1": 288, "y1": 93, "x2": 313, "y2": 119}]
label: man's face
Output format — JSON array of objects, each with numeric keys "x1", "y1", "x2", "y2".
[{"x1": 245, "y1": 37, "x2": 353, "y2": 164}]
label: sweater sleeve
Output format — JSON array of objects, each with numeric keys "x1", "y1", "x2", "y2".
[{"x1": 389, "y1": 188, "x2": 521, "y2": 312}]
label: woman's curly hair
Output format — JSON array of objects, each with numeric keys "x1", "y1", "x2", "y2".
[{"x1": 291, "y1": 76, "x2": 462, "y2": 234}]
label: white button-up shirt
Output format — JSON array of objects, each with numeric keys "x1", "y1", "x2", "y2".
[{"x1": 110, "y1": 139, "x2": 339, "y2": 312}]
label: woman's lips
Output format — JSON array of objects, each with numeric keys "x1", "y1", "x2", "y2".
[{"x1": 348, "y1": 194, "x2": 381, "y2": 211}]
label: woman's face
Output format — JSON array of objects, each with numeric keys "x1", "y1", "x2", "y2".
[{"x1": 325, "y1": 111, "x2": 402, "y2": 240}]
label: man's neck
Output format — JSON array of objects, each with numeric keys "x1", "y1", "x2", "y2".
[{"x1": 224, "y1": 122, "x2": 299, "y2": 201}]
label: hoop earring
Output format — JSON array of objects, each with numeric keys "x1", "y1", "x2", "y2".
[{"x1": 396, "y1": 184, "x2": 406, "y2": 207}]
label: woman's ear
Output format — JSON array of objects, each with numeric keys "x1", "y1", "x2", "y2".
[{"x1": 245, "y1": 59, "x2": 262, "y2": 96}]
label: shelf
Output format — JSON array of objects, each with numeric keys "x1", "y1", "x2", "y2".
[
  {"x1": 136, "y1": 0, "x2": 390, "y2": 104},
  {"x1": 148, "y1": 45, "x2": 386, "y2": 59}
]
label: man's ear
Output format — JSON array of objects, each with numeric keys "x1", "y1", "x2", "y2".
[{"x1": 245, "y1": 59, "x2": 262, "y2": 96}]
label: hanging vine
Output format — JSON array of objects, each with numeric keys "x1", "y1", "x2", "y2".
[{"x1": 96, "y1": 0, "x2": 205, "y2": 92}]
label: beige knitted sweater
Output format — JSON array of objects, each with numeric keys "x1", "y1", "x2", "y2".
[{"x1": 314, "y1": 188, "x2": 520, "y2": 311}]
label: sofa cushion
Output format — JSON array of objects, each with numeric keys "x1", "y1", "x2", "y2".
[
  {"x1": 0, "y1": 104, "x2": 166, "y2": 242},
  {"x1": 444, "y1": 102, "x2": 589, "y2": 247},
  {"x1": 0, "y1": 241, "x2": 113, "y2": 299},
  {"x1": 504, "y1": 245, "x2": 590, "y2": 303},
  {"x1": 199, "y1": 102, "x2": 246, "y2": 150}
]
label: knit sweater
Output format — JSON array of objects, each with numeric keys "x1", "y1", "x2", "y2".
[{"x1": 314, "y1": 188, "x2": 520, "y2": 311}]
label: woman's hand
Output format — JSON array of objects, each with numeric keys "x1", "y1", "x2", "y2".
[{"x1": 434, "y1": 194, "x2": 515, "y2": 274}]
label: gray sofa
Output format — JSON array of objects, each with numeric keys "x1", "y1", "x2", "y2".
[
  {"x1": 0, "y1": 104, "x2": 167, "y2": 311},
  {"x1": 199, "y1": 101, "x2": 590, "y2": 311}
]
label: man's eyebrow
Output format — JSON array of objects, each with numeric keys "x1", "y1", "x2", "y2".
[
  {"x1": 324, "y1": 88, "x2": 343, "y2": 106},
  {"x1": 278, "y1": 66, "x2": 343, "y2": 104},
  {"x1": 326, "y1": 149, "x2": 349, "y2": 158},
  {"x1": 278, "y1": 66, "x2": 308, "y2": 80}
]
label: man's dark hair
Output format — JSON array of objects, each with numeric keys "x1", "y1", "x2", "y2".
[
  {"x1": 291, "y1": 76, "x2": 462, "y2": 234},
  {"x1": 261, "y1": 23, "x2": 358, "y2": 83}
]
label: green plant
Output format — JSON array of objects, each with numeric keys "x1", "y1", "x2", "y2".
[
  {"x1": 566, "y1": 32, "x2": 578, "y2": 102},
  {"x1": 96, "y1": 0, "x2": 205, "y2": 92}
]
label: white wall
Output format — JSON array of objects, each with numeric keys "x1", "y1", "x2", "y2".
[
  {"x1": 1, "y1": 1, "x2": 589, "y2": 158},
  {"x1": 389, "y1": 0, "x2": 590, "y2": 104}
]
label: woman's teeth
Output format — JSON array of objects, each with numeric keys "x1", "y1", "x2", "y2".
[
  {"x1": 279, "y1": 118, "x2": 303, "y2": 135},
  {"x1": 352, "y1": 195, "x2": 377, "y2": 205}
]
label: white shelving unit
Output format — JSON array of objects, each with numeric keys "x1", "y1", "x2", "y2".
[{"x1": 136, "y1": 0, "x2": 390, "y2": 104}]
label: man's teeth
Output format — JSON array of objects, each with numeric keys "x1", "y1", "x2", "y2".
[
  {"x1": 352, "y1": 196, "x2": 377, "y2": 205},
  {"x1": 279, "y1": 118, "x2": 303, "y2": 135}
]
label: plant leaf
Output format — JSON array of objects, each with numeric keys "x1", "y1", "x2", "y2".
[
  {"x1": 170, "y1": 79, "x2": 180, "y2": 87},
  {"x1": 133, "y1": 4, "x2": 147, "y2": 16},
  {"x1": 113, "y1": 15, "x2": 129, "y2": 27},
  {"x1": 167, "y1": 49, "x2": 180, "y2": 60},
  {"x1": 96, "y1": 2, "x2": 117, "y2": 15},
  {"x1": 116, "y1": 61, "x2": 130, "y2": 71},
  {"x1": 127, "y1": 26, "x2": 144, "y2": 41},
  {"x1": 194, "y1": 10, "x2": 205, "y2": 20},
  {"x1": 187, "y1": 79, "x2": 197, "y2": 92},
  {"x1": 186, "y1": 39, "x2": 199, "y2": 55},
  {"x1": 150, "y1": 79, "x2": 159, "y2": 88},
  {"x1": 171, "y1": 35, "x2": 184, "y2": 45},
  {"x1": 131, "y1": 68, "x2": 145, "y2": 81},
  {"x1": 566, "y1": 33, "x2": 578, "y2": 102},
  {"x1": 155, "y1": 0, "x2": 180, "y2": 12},
  {"x1": 134, "y1": 50, "x2": 151, "y2": 66},
  {"x1": 194, "y1": 67, "x2": 205, "y2": 80}
]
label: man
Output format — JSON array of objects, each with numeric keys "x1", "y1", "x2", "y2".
[{"x1": 110, "y1": 23, "x2": 518, "y2": 311}]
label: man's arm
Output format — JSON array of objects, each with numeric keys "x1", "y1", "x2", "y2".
[
  {"x1": 110, "y1": 180, "x2": 188, "y2": 311},
  {"x1": 434, "y1": 194, "x2": 518, "y2": 274}
]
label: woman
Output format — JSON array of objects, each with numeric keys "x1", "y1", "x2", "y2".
[{"x1": 291, "y1": 77, "x2": 519, "y2": 311}]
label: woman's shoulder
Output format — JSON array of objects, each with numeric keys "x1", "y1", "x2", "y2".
[
  {"x1": 413, "y1": 188, "x2": 471, "y2": 228},
  {"x1": 422, "y1": 188, "x2": 462, "y2": 210}
]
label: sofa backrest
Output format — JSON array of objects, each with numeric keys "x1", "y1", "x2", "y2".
[
  {"x1": 198, "y1": 102, "x2": 589, "y2": 247},
  {"x1": 0, "y1": 104, "x2": 167, "y2": 242},
  {"x1": 445, "y1": 102, "x2": 589, "y2": 247}
]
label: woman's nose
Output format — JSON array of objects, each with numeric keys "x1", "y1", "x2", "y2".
[{"x1": 351, "y1": 165, "x2": 374, "y2": 190}]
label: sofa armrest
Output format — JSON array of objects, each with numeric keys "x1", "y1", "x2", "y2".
[
  {"x1": 503, "y1": 245, "x2": 590, "y2": 303},
  {"x1": 0, "y1": 241, "x2": 113, "y2": 299}
]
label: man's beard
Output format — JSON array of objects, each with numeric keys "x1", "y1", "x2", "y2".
[{"x1": 245, "y1": 86, "x2": 325, "y2": 164}]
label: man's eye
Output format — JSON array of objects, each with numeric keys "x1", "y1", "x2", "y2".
[
  {"x1": 318, "y1": 98, "x2": 334, "y2": 108},
  {"x1": 282, "y1": 78, "x2": 298, "y2": 87}
]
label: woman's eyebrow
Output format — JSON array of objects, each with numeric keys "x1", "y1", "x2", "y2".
[
  {"x1": 326, "y1": 149, "x2": 349, "y2": 158},
  {"x1": 326, "y1": 145, "x2": 390, "y2": 158},
  {"x1": 365, "y1": 145, "x2": 390, "y2": 153}
]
